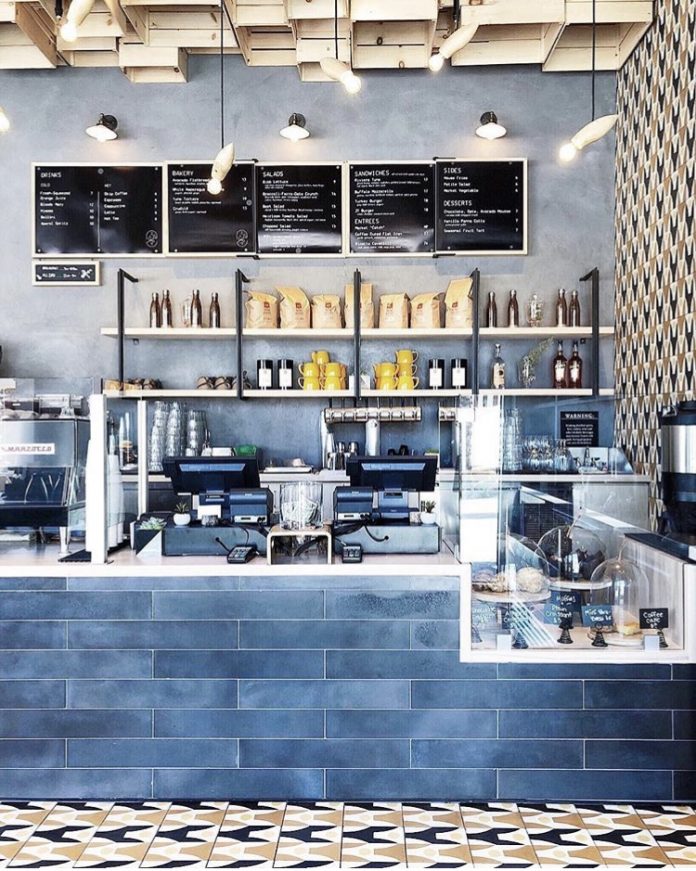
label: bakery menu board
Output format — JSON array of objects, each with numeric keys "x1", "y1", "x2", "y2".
[
  {"x1": 167, "y1": 163, "x2": 255, "y2": 255},
  {"x1": 349, "y1": 163, "x2": 435, "y2": 254},
  {"x1": 435, "y1": 160, "x2": 526, "y2": 254},
  {"x1": 256, "y1": 163, "x2": 343, "y2": 255},
  {"x1": 34, "y1": 165, "x2": 162, "y2": 256}
]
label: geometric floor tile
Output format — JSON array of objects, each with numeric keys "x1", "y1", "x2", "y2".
[
  {"x1": 460, "y1": 802, "x2": 538, "y2": 868},
  {"x1": 139, "y1": 801, "x2": 227, "y2": 868},
  {"x1": 518, "y1": 802, "x2": 603, "y2": 868},
  {"x1": 576, "y1": 803, "x2": 672, "y2": 867},
  {"x1": 8, "y1": 802, "x2": 112, "y2": 869},
  {"x1": 0, "y1": 803, "x2": 55, "y2": 867},
  {"x1": 403, "y1": 802, "x2": 472, "y2": 868},
  {"x1": 341, "y1": 802, "x2": 406, "y2": 867},
  {"x1": 208, "y1": 802, "x2": 285, "y2": 868},
  {"x1": 75, "y1": 802, "x2": 170, "y2": 869},
  {"x1": 275, "y1": 801, "x2": 342, "y2": 867},
  {"x1": 637, "y1": 804, "x2": 696, "y2": 866}
]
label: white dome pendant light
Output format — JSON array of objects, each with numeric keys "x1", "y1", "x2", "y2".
[
  {"x1": 428, "y1": 22, "x2": 478, "y2": 72},
  {"x1": 207, "y1": 0, "x2": 234, "y2": 196},
  {"x1": 319, "y1": 0, "x2": 361, "y2": 94},
  {"x1": 559, "y1": 0, "x2": 618, "y2": 162},
  {"x1": 280, "y1": 113, "x2": 310, "y2": 141}
]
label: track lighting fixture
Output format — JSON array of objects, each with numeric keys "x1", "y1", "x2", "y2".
[
  {"x1": 207, "y1": 0, "x2": 233, "y2": 195},
  {"x1": 59, "y1": 0, "x2": 96, "y2": 42},
  {"x1": 428, "y1": 23, "x2": 477, "y2": 72},
  {"x1": 280, "y1": 113, "x2": 310, "y2": 141},
  {"x1": 320, "y1": 0, "x2": 361, "y2": 94},
  {"x1": 85, "y1": 113, "x2": 118, "y2": 141},
  {"x1": 475, "y1": 111, "x2": 507, "y2": 140}
]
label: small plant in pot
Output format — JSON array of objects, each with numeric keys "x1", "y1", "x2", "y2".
[
  {"x1": 420, "y1": 500, "x2": 437, "y2": 525},
  {"x1": 173, "y1": 501, "x2": 191, "y2": 527}
]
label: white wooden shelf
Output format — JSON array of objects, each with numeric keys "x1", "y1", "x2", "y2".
[
  {"x1": 244, "y1": 389, "x2": 353, "y2": 399},
  {"x1": 362, "y1": 388, "x2": 472, "y2": 398},
  {"x1": 478, "y1": 388, "x2": 615, "y2": 397},
  {"x1": 101, "y1": 327, "x2": 236, "y2": 340},
  {"x1": 103, "y1": 389, "x2": 237, "y2": 399},
  {"x1": 480, "y1": 326, "x2": 614, "y2": 338},
  {"x1": 361, "y1": 328, "x2": 473, "y2": 339},
  {"x1": 244, "y1": 328, "x2": 352, "y2": 339}
]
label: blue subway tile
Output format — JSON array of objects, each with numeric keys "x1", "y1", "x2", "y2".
[
  {"x1": 326, "y1": 591, "x2": 457, "y2": 620},
  {"x1": 0, "y1": 740, "x2": 65, "y2": 768},
  {"x1": 0, "y1": 710, "x2": 151, "y2": 738},
  {"x1": 68, "y1": 738, "x2": 238, "y2": 768},
  {"x1": 500, "y1": 710, "x2": 672, "y2": 739},
  {"x1": 674, "y1": 665, "x2": 696, "y2": 680},
  {"x1": 154, "y1": 591, "x2": 323, "y2": 620},
  {"x1": 0, "y1": 592, "x2": 151, "y2": 620},
  {"x1": 585, "y1": 680, "x2": 696, "y2": 709},
  {"x1": 412, "y1": 739, "x2": 582, "y2": 769},
  {"x1": 412, "y1": 680, "x2": 583, "y2": 709},
  {"x1": 410, "y1": 621, "x2": 459, "y2": 650},
  {"x1": 498, "y1": 663, "x2": 672, "y2": 680},
  {"x1": 240, "y1": 739, "x2": 409, "y2": 769},
  {"x1": 155, "y1": 709, "x2": 323, "y2": 738},
  {"x1": 155, "y1": 650, "x2": 323, "y2": 679},
  {"x1": 68, "y1": 576, "x2": 241, "y2": 591},
  {"x1": 154, "y1": 768, "x2": 323, "y2": 800},
  {"x1": 68, "y1": 679, "x2": 238, "y2": 709},
  {"x1": 239, "y1": 620, "x2": 411, "y2": 650},
  {"x1": 0, "y1": 621, "x2": 65, "y2": 649},
  {"x1": 0, "y1": 578, "x2": 66, "y2": 591},
  {"x1": 0, "y1": 680, "x2": 65, "y2": 708},
  {"x1": 499, "y1": 769, "x2": 673, "y2": 802},
  {"x1": 674, "y1": 711, "x2": 696, "y2": 740},
  {"x1": 242, "y1": 576, "x2": 459, "y2": 593},
  {"x1": 327, "y1": 651, "x2": 495, "y2": 679},
  {"x1": 327, "y1": 710, "x2": 497, "y2": 739},
  {"x1": 0, "y1": 650, "x2": 151, "y2": 679},
  {"x1": 674, "y1": 772, "x2": 696, "y2": 801},
  {"x1": 0, "y1": 768, "x2": 152, "y2": 799},
  {"x1": 240, "y1": 679, "x2": 410, "y2": 710},
  {"x1": 586, "y1": 740, "x2": 696, "y2": 771},
  {"x1": 327, "y1": 769, "x2": 496, "y2": 801},
  {"x1": 69, "y1": 621, "x2": 239, "y2": 650}
]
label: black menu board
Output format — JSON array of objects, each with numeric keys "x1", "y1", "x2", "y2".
[
  {"x1": 34, "y1": 164, "x2": 163, "y2": 256},
  {"x1": 166, "y1": 162, "x2": 255, "y2": 255},
  {"x1": 435, "y1": 159, "x2": 526, "y2": 254},
  {"x1": 349, "y1": 162, "x2": 435, "y2": 254},
  {"x1": 256, "y1": 163, "x2": 343, "y2": 255}
]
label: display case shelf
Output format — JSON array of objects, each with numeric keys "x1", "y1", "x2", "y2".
[{"x1": 480, "y1": 326, "x2": 614, "y2": 338}]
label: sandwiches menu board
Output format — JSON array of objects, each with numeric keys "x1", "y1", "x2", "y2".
[
  {"x1": 34, "y1": 164, "x2": 163, "y2": 256},
  {"x1": 256, "y1": 163, "x2": 343, "y2": 255},
  {"x1": 349, "y1": 162, "x2": 435, "y2": 254},
  {"x1": 166, "y1": 162, "x2": 255, "y2": 255},
  {"x1": 435, "y1": 160, "x2": 526, "y2": 254}
]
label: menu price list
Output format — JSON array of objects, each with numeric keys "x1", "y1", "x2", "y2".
[
  {"x1": 34, "y1": 165, "x2": 163, "y2": 256},
  {"x1": 167, "y1": 163, "x2": 255, "y2": 254},
  {"x1": 349, "y1": 163, "x2": 435, "y2": 254},
  {"x1": 256, "y1": 164, "x2": 343, "y2": 255},
  {"x1": 435, "y1": 160, "x2": 525, "y2": 253}
]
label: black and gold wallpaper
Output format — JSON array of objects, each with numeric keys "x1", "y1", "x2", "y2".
[{"x1": 614, "y1": 0, "x2": 696, "y2": 524}]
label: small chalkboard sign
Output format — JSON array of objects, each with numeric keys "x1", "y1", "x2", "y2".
[
  {"x1": 166, "y1": 162, "x2": 255, "y2": 255},
  {"x1": 32, "y1": 261, "x2": 100, "y2": 286},
  {"x1": 256, "y1": 163, "x2": 343, "y2": 255},
  {"x1": 471, "y1": 602, "x2": 498, "y2": 628},
  {"x1": 349, "y1": 162, "x2": 435, "y2": 255},
  {"x1": 545, "y1": 591, "x2": 582, "y2": 624},
  {"x1": 435, "y1": 159, "x2": 527, "y2": 254},
  {"x1": 639, "y1": 608, "x2": 669, "y2": 630},
  {"x1": 560, "y1": 411, "x2": 599, "y2": 447},
  {"x1": 581, "y1": 604, "x2": 613, "y2": 628}
]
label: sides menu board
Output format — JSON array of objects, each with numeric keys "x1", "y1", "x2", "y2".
[
  {"x1": 435, "y1": 160, "x2": 526, "y2": 254},
  {"x1": 349, "y1": 162, "x2": 435, "y2": 255},
  {"x1": 166, "y1": 162, "x2": 255, "y2": 255},
  {"x1": 256, "y1": 163, "x2": 343, "y2": 255},
  {"x1": 34, "y1": 164, "x2": 163, "y2": 256}
]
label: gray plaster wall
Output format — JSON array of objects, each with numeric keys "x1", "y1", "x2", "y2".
[{"x1": 0, "y1": 58, "x2": 616, "y2": 462}]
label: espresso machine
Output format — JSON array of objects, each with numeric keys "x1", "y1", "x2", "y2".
[{"x1": 660, "y1": 401, "x2": 696, "y2": 538}]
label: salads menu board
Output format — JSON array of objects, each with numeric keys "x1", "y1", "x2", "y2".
[
  {"x1": 167, "y1": 163, "x2": 255, "y2": 255},
  {"x1": 256, "y1": 163, "x2": 343, "y2": 255},
  {"x1": 34, "y1": 165, "x2": 163, "y2": 256},
  {"x1": 349, "y1": 162, "x2": 435, "y2": 254},
  {"x1": 435, "y1": 160, "x2": 526, "y2": 253}
]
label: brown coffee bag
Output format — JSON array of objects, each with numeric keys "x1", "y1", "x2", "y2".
[
  {"x1": 312, "y1": 294, "x2": 343, "y2": 329},
  {"x1": 245, "y1": 291, "x2": 278, "y2": 329},
  {"x1": 378, "y1": 293, "x2": 410, "y2": 329},
  {"x1": 445, "y1": 278, "x2": 474, "y2": 328},
  {"x1": 278, "y1": 286, "x2": 311, "y2": 329},
  {"x1": 411, "y1": 291, "x2": 443, "y2": 329},
  {"x1": 344, "y1": 283, "x2": 375, "y2": 329}
]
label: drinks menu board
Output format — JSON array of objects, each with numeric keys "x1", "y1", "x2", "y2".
[
  {"x1": 349, "y1": 162, "x2": 435, "y2": 255},
  {"x1": 34, "y1": 164, "x2": 163, "y2": 256},
  {"x1": 166, "y1": 162, "x2": 255, "y2": 255},
  {"x1": 435, "y1": 160, "x2": 526, "y2": 254},
  {"x1": 256, "y1": 163, "x2": 343, "y2": 255}
]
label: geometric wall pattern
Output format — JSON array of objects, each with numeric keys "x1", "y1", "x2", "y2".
[{"x1": 614, "y1": 0, "x2": 696, "y2": 525}]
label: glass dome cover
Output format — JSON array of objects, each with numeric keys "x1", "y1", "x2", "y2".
[
  {"x1": 472, "y1": 532, "x2": 550, "y2": 595},
  {"x1": 538, "y1": 523, "x2": 606, "y2": 583},
  {"x1": 590, "y1": 556, "x2": 648, "y2": 637}
]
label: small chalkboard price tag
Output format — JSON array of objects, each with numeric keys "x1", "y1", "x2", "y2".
[
  {"x1": 471, "y1": 602, "x2": 498, "y2": 628},
  {"x1": 640, "y1": 608, "x2": 669, "y2": 630},
  {"x1": 32, "y1": 261, "x2": 100, "y2": 286},
  {"x1": 581, "y1": 604, "x2": 613, "y2": 628},
  {"x1": 544, "y1": 602, "x2": 573, "y2": 625}
]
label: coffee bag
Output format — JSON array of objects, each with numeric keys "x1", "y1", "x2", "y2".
[
  {"x1": 245, "y1": 291, "x2": 278, "y2": 329},
  {"x1": 278, "y1": 286, "x2": 311, "y2": 329},
  {"x1": 378, "y1": 293, "x2": 410, "y2": 329},
  {"x1": 445, "y1": 278, "x2": 474, "y2": 328}
]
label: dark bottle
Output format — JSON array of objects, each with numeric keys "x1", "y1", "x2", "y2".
[
  {"x1": 568, "y1": 341, "x2": 583, "y2": 388},
  {"x1": 486, "y1": 291, "x2": 498, "y2": 328},
  {"x1": 552, "y1": 340, "x2": 568, "y2": 389},
  {"x1": 569, "y1": 289, "x2": 581, "y2": 327},
  {"x1": 149, "y1": 292, "x2": 161, "y2": 328},
  {"x1": 161, "y1": 290, "x2": 173, "y2": 327},
  {"x1": 191, "y1": 289, "x2": 203, "y2": 327},
  {"x1": 209, "y1": 292, "x2": 221, "y2": 329},
  {"x1": 507, "y1": 289, "x2": 519, "y2": 327},
  {"x1": 556, "y1": 288, "x2": 568, "y2": 327}
]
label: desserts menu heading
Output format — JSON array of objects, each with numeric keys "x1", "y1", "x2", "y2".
[{"x1": 33, "y1": 159, "x2": 526, "y2": 257}]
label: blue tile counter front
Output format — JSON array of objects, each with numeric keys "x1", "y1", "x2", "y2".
[{"x1": 0, "y1": 574, "x2": 693, "y2": 802}]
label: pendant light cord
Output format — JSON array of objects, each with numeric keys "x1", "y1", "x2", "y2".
[
  {"x1": 220, "y1": 0, "x2": 225, "y2": 149},
  {"x1": 591, "y1": 0, "x2": 596, "y2": 121},
  {"x1": 334, "y1": 0, "x2": 338, "y2": 59}
]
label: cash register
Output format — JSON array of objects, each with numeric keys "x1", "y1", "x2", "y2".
[
  {"x1": 333, "y1": 455, "x2": 441, "y2": 554},
  {"x1": 161, "y1": 456, "x2": 272, "y2": 556}
]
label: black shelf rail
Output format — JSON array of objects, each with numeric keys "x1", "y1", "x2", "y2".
[
  {"x1": 470, "y1": 267, "x2": 481, "y2": 395},
  {"x1": 353, "y1": 268, "x2": 362, "y2": 402},
  {"x1": 580, "y1": 266, "x2": 600, "y2": 397},
  {"x1": 235, "y1": 269, "x2": 250, "y2": 399},
  {"x1": 117, "y1": 269, "x2": 139, "y2": 389}
]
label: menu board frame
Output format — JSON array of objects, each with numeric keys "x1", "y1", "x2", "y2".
[
  {"x1": 434, "y1": 157, "x2": 528, "y2": 256},
  {"x1": 32, "y1": 162, "x2": 165, "y2": 259},
  {"x1": 164, "y1": 160, "x2": 257, "y2": 258},
  {"x1": 255, "y1": 161, "x2": 345, "y2": 258},
  {"x1": 346, "y1": 160, "x2": 436, "y2": 258}
]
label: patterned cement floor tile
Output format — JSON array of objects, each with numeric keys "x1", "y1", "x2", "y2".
[
  {"x1": 0, "y1": 803, "x2": 56, "y2": 868},
  {"x1": 341, "y1": 803, "x2": 406, "y2": 868},
  {"x1": 274, "y1": 802, "x2": 342, "y2": 868},
  {"x1": 8, "y1": 802, "x2": 112, "y2": 869},
  {"x1": 208, "y1": 802, "x2": 285, "y2": 869},
  {"x1": 575, "y1": 804, "x2": 671, "y2": 867},
  {"x1": 140, "y1": 802, "x2": 227, "y2": 868},
  {"x1": 517, "y1": 803, "x2": 603, "y2": 867},
  {"x1": 636, "y1": 804, "x2": 696, "y2": 866},
  {"x1": 459, "y1": 803, "x2": 537, "y2": 868},
  {"x1": 402, "y1": 802, "x2": 472, "y2": 868},
  {"x1": 75, "y1": 802, "x2": 170, "y2": 868}
]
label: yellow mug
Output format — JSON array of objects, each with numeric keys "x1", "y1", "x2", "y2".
[
  {"x1": 397, "y1": 376, "x2": 419, "y2": 391},
  {"x1": 397, "y1": 363, "x2": 417, "y2": 377},
  {"x1": 324, "y1": 362, "x2": 343, "y2": 378},
  {"x1": 324, "y1": 376, "x2": 343, "y2": 391},
  {"x1": 377, "y1": 377, "x2": 397, "y2": 391},
  {"x1": 312, "y1": 350, "x2": 330, "y2": 367},
  {"x1": 299, "y1": 361, "x2": 320, "y2": 378},
  {"x1": 396, "y1": 349, "x2": 418, "y2": 366},
  {"x1": 299, "y1": 376, "x2": 321, "y2": 391},
  {"x1": 374, "y1": 362, "x2": 398, "y2": 379}
]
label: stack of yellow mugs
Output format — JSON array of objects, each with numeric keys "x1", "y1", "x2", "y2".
[
  {"x1": 374, "y1": 349, "x2": 419, "y2": 391},
  {"x1": 299, "y1": 350, "x2": 347, "y2": 391}
]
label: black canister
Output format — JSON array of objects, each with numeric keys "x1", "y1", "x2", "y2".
[
  {"x1": 428, "y1": 358, "x2": 446, "y2": 389},
  {"x1": 451, "y1": 358, "x2": 468, "y2": 389},
  {"x1": 278, "y1": 359, "x2": 294, "y2": 391},
  {"x1": 257, "y1": 359, "x2": 274, "y2": 390}
]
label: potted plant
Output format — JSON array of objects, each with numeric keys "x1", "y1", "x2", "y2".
[
  {"x1": 420, "y1": 499, "x2": 437, "y2": 525},
  {"x1": 173, "y1": 500, "x2": 191, "y2": 527}
]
